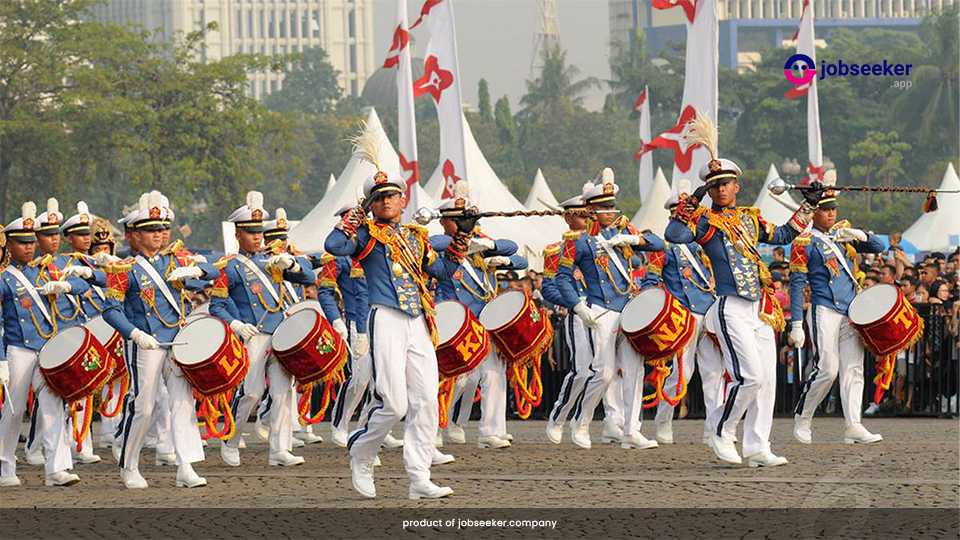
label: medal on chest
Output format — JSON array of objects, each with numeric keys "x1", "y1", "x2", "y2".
[
  {"x1": 826, "y1": 258, "x2": 840, "y2": 276},
  {"x1": 250, "y1": 283, "x2": 262, "y2": 294},
  {"x1": 453, "y1": 269, "x2": 463, "y2": 280},
  {"x1": 683, "y1": 267, "x2": 693, "y2": 280},
  {"x1": 20, "y1": 296, "x2": 32, "y2": 309}
]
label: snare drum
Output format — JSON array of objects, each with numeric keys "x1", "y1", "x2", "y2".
[
  {"x1": 172, "y1": 317, "x2": 249, "y2": 397},
  {"x1": 620, "y1": 288, "x2": 696, "y2": 361},
  {"x1": 436, "y1": 301, "x2": 490, "y2": 379},
  {"x1": 38, "y1": 325, "x2": 112, "y2": 402},
  {"x1": 84, "y1": 315, "x2": 127, "y2": 385},
  {"x1": 272, "y1": 306, "x2": 347, "y2": 387},
  {"x1": 284, "y1": 300, "x2": 323, "y2": 318},
  {"x1": 184, "y1": 301, "x2": 211, "y2": 325},
  {"x1": 478, "y1": 289, "x2": 552, "y2": 368}
]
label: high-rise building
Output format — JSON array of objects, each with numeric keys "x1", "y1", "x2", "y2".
[
  {"x1": 87, "y1": 0, "x2": 375, "y2": 100},
  {"x1": 610, "y1": 0, "x2": 956, "y2": 70}
]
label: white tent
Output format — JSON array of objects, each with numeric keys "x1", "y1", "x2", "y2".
[
  {"x1": 753, "y1": 164, "x2": 800, "y2": 224},
  {"x1": 425, "y1": 113, "x2": 562, "y2": 268},
  {"x1": 324, "y1": 173, "x2": 337, "y2": 196},
  {"x1": 631, "y1": 167, "x2": 671, "y2": 234},
  {"x1": 524, "y1": 168, "x2": 560, "y2": 211},
  {"x1": 903, "y1": 163, "x2": 960, "y2": 252},
  {"x1": 286, "y1": 108, "x2": 440, "y2": 254}
]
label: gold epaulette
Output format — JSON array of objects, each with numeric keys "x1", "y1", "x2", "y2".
[
  {"x1": 318, "y1": 253, "x2": 336, "y2": 265},
  {"x1": 830, "y1": 219, "x2": 852, "y2": 231},
  {"x1": 613, "y1": 215, "x2": 631, "y2": 228},
  {"x1": 562, "y1": 230, "x2": 583, "y2": 241},
  {"x1": 405, "y1": 223, "x2": 430, "y2": 240},
  {"x1": 350, "y1": 265, "x2": 365, "y2": 278},
  {"x1": 739, "y1": 206, "x2": 761, "y2": 216},
  {"x1": 160, "y1": 239, "x2": 184, "y2": 256},
  {"x1": 213, "y1": 254, "x2": 236, "y2": 269},
  {"x1": 542, "y1": 242, "x2": 561, "y2": 256},
  {"x1": 104, "y1": 261, "x2": 133, "y2": 274},
  {"x1": 793, "y1": 233, "x2": 812, "y2": 247}
]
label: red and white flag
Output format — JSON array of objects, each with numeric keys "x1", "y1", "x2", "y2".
[
  {"x1": 785, "y1": 0, "x2": 823, "y2": 185},
  {"x1": 387, "y1": 0, "x2": 422, "y2": 222},
  {"x1": 648, "y1": 0, "x2": 718, "y2": 191},
  {"x1": 633, "y1": 86, "x2": 655, "y2": 202},
  {"x1": 412, "y1": 0, "x2": 467, "y2": 200}
]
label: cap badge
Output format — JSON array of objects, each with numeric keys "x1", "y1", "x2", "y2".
[{"x1": 374, "y1": 171, "x2": 388, "y2": 185}]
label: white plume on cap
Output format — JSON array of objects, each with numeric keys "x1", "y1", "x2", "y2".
[
  {"x1": 148, "y1": 190, "x2": 163, "y2": 209},
  {"x1": 454, "y1": 180, "x2": 469, "y2": 200},
  {"x1": 598, "y1": 167, "x2": 615, "y2": 185},
  {"x1": 138, "y1": 193, "x2": 150, "y2": 211},
  {"x1": 347, "y1": 120, "x2": 381, "y2": 170},
  {"x1": 47, "y1": 198, "x2": 59, "y2": 215},
  {"x1": 581, "y1": 182, "x2": 595, "y2": 198},
  {"x1": 23, "y1": 201, "x2": 37, "y2": 220},
  {"x1": 822, "y1": 169, "x2": 837, "y2": 187},
  {"x1": 77, "y1": 201, "x2": 89, "y2": 215},
  {"x1": 276, "y1": 208, "x2": 287, "y2": 221},
  {"x1": 677, "y1": 178, "x2": 692, "y2": 197},
  {"x1": 683, "y1": 108, "x2": 718, "y2": 160},
  {"x1": 160, "y1": 195, "x2": 170, "y2": 207},
  {"x1": 246, "y1": 190, "x2": 263, "y2": 209}
]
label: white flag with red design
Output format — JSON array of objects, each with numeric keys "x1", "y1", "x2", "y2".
[
  {"x1": 785, "y1": 0, "x2": 823, "y2": 185},
  {"x1": 633, "y1": 86, "x2": 655, "y2": 202},
  {"x1": 387, "y1": 0, "x2": 422, "y2": 222},
  {"x1": 412, "y1": 0, "x2": 467, "y2": 200},
  {"x1": 648, "y1": 0, "x2": 718, "y2": 190}
]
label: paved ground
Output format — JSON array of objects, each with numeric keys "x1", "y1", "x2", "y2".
[{"x1": 2, "y1": 417, "x2": 957, "y2": 510}]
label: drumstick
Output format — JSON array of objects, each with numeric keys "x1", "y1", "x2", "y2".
[{"x1": 157, "y1": 342, "x2": 189, "y2": 347}]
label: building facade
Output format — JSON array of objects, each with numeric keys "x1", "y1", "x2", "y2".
[{"x1": 87, "y1": 0, "x2": 375, "y2": 100}]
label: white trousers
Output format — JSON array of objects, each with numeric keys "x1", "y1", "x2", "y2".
[
  {"x1": 796, "y1": 305, "x2": 865, "y2": 426},
  {"x1": 447, "y1": 349, "x2": 507, "y2": 437},
  {"x1": 603, "y1": 371, "x2": 625, "y2": 429},
  {"x1": 145, "y1": 382, "x2": 174, "y2": 453},
  {"x1": 116, "y1": 345, "x2": 203, "y2": 470},
  {"x1": 332, "y1": 321, "x2": 373, "y2": 433},
  {"x1": 0, "y1": 346, "x2": 72, "y2": 477},
  {"x1": 348, "y1": 306, "x2": 438, "y2": 483},
  {"x1": 654, "y1": 313, "x2": 726, "y2": 432},
  {"x1": 572, "y1": 309, "x2": 646, "y2": 436},
  {"x1": 713, "y1": 295, "x2": 777, "y2": 457},
  {"x1": 227, "y1": 332, "x2": 293, "y2": 455},
  {"x1": 547, "y1": 314, "x2": 593, "y2": 426}
]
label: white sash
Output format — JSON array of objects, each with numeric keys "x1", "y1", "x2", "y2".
[
  {"x1": 594, "y1": 235, "x2": 632, "y2": 284},
  {"x1": 282, "y1": 282, "x2": 300, "y2": 304},
  {"x1": 237, "y1": 254, "x2": 281, "y2": 306},
  {"x1": 812, "y1": 230, "x2": 858, "y2": 290},
  {"x1": 460, "y1": 259, "x2": 487, "y2": 295},
  {"x1": 7, "y1": 266, "x2": 53, "y2": 325},
  {"x1": 135, "y1": 255, "x2": 183, "y2": 318},
  {"x1": 677, "y1": 243, "x2": 710, "y2": 285}
]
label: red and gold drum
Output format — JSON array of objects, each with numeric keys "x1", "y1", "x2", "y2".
[
  {"x1": 478, "y1": 290, "x2": 552, "y2": 419},
  {"x1": 38, "y1": 325, "x2": 112, "y2": 402},
  {"x1": 848, "y1": 283, "x2": 924, "y2": 403},
  {"x1": 436, "y1": 301, "x2": 490, "y2": 379},
  {"x1": 283, "y1": 300, "x2": 322, "y2": 318},
  {"x1": 184, "y1": 301, "x2": 211, "y2": 325},
  {"x1": 621, "y1": 287, "x2": 696, "y2": 361},
  {"x1": 172, "y1": 317, "x2": 249, "y2": 397},
  {"x1": 85, "y1": 316, "x2": 126, "y2": 385},
  {"x1": 272, "y1": 305, "x2": 347, "y2": 387}
]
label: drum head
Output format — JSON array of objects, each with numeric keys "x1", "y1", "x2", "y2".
[
  {"x1": 39, "y1": 326, "x2": 87, "y2": 369},
  {"x1": 479, "y1": 290, "x2": 526, "y2": 331},
  {"x1": 84, "y1": 315, "x2": 116, "y2": 344},
  {"x1": 192, "y1": 302, "x2": 210, "y2": 315},
  {"x1": 620, "y1": 288, "x2": 667, "y2": 333},
  {"x1": 285, "y1": 300, "x2": 322, "y2": 318},
  {"x1": 173, "y1": 318, "x2": 226, "y2": 366},
  {"x1": 436, "y1": 301, "x2": 467, "y2": 345},
  {"x1": 848, "y1": 283, "x2": 899, "y2": 326},
  {"x1": 273, "y1": 308, "x2": 319, "y2": 352}
]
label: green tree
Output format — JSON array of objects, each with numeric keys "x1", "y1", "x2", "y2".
[
  {"x1": 477, "y1": 78, "x2": 492, "y2": 120},
  {"x1": 264, "y1": 46, "x2": 343, "y2": 115},
  {"x1": 494, "y1": 95, "x2": 518, "y2": 146},
  {"x1": 607, "y1": 30, "x2": 683, "y2": 117},
  {"x1": 519, "y1": 44, "x2": 599, "y2": 116},
  {"x1": 848, "y1": 131, "x2": 911, "y2": 213}
]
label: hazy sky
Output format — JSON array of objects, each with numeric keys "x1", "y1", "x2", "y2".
[{"x1": 371, "y1": 0, "x2": 612, "y2": 111}]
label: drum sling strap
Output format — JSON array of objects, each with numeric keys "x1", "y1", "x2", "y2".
[{"x1": 7, "y1": 266, "x2": 54, "y2": 325}]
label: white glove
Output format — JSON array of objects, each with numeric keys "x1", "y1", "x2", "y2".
[
  {"x1": 130, "y1": 328, "x2": 160, "y2": 350},
  {"x1": 92, "y1": 252, "x2": 121, "y2": 266},
  {"x1": 467, "y1": 237, "x2": 496, "y2": 255},
  {"x1": 332, "y1": 318, "x2": 349, "y2": 342},
  {"x1": 268, "y1": 254, "x2": 300, "y2": 272},
  {"x1": 484, "y1": 256, "x2": 512, "y2": 267},
  {"x1": 607, "y1": 234, "x2": 643, "y2": 247},
  {"x1": 833, "y1": 227, "x2": 868, "y2": 243},
  {"x1": 573, "y1": 301, "x2": 600, "y2": 329},
  {"x1": 167, "y1": 266, "x2": 203, "y2": 282},
  {"x1": 0, "y1": 361, "x2": 9, "y2": 387},
  {"x1": 63, "y1": 265, "x2": 94, "y2": 279},
  {"x1": 39, "y1": 280, "x2": 72, "y2": 295},
  {"x1": 353, "y1": 332, "x2": 369, "y2": 357},
  {"x1": 788, "y1": 322, "x2": 805, "y2": 349},
  {"x1": 190, "y1": 254, "x2": 208, "y2": 264},
  {"x1": 229, "y1": 320, "x2": 259, "y2": 341}
]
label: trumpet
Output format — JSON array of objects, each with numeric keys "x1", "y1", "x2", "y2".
[{"x1": 768, "y1": 177, "x2": 959, "y2": 196}]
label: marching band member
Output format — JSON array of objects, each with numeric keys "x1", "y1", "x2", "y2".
[
  {"x1": 790, "y1": 172, "x2": 885, "y2": 445},
  {"x1": 210, "y1": 193, "x2": 315, "y2": 468},
  {"x1": 431, "y1": 180, "x2": 528, "y2": 449},
  {"x1": 0, "y1": 202, "x2": 85, "y2": 487},
  {"x1": 642, "y1": 187, "x2": 724, "y2": 445},
  {"x1": 35, "y1": 199, "x2": 85, "y2": 327},
  {"x1": 103, "y1": 191, "x2": 220, "y2": 489},
  {"x1": 554, "y1": 168, "x2": 665, "y2": 450},
  {"x1": 544, "y1": 193, "x2": 591, "y2": 445},
  {"x1": 324, "y1": 128, "x2": 462, "y2": 500},
  {"x1": 664, "y1": 112, "x2": 821, "y2": 467}
]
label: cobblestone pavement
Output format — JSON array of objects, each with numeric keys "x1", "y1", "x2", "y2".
[{"x1": 2, "y1": 418, "x2": 957, "y2": 509}]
